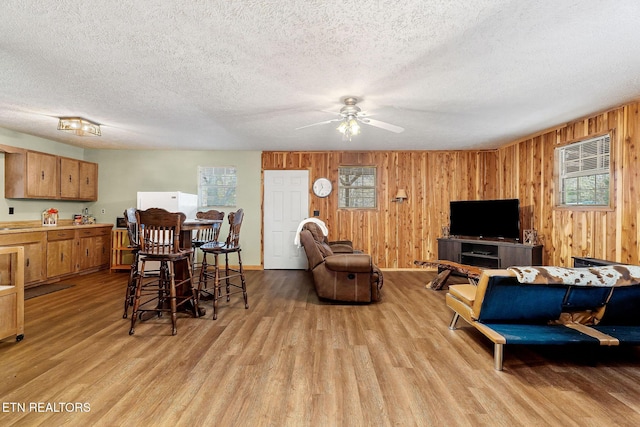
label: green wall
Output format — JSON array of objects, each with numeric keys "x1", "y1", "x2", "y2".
[
  {"x1": 0, "y1": 128, "x2": 263, "y2": 266},
  {"x1": 86, "y1": 149, "x2": 262, "y2": 266}
]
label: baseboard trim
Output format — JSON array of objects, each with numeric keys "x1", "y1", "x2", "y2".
[{"x1": 240, "y1": 266, "x2": 435, "y2": 272}]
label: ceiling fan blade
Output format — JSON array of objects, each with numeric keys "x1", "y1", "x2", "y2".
[
  {"x1": 295, "y1": 119, "x2": 340, "y2": 130},
  {"x1": 360, "y1": 118, "x2": 404, "y2": 133}
]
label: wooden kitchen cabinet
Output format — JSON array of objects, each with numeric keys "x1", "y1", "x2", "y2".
[
  {"x1": 5, "y1": 149, "x2": 98, "y2": 201},
  {"x1": 46, "y1": 229, "x2": 76, "y2": 278},
  {"x1": 48, "y1": 226, "x2": 111, "y2": 279},
  {"x1": 59, "y1": 157, "x2": 80, "y2": 199},
  {"x1": 0, "y1": 225, "x2": 112, "y2": 284},
  {"x1": 5, "y1": 151, "x2": 59, "y2": 199},
  {"x1": 78, "y1": 160, "x2": 98, "y2": 201},
  {"x1": 0, "y1": 231, "x2": 46, "y2": 286},
  {"x1": 60, "y1": 157, "x2": 98, "y2": 201},
  {"x1": 77, "y1": 227, "x2": 110, "y2": 271}
]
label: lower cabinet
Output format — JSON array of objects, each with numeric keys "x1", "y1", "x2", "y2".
[
  {"x1": 77, "y1": 227, "x2": 111, "y2": 271},
  {"x1": 46, "y1": 226, "x2": 112, "y2": 280},
  {"x1": 0, "y1": 225, "x2": 113, "y2": 285},
  {"x1": 23, "y1": 241, "x2": 46, "y2": 285},
  {"x1": 47, "y1": 229, "x2": 76, "y2": 278}
]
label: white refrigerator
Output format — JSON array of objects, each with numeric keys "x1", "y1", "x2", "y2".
[{"x1": 136, "y1": 191, "x2": 198, "y2": 220}]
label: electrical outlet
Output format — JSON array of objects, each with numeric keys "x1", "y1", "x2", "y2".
[
  {"x1": 101, "y1": 209, "x2": 106, "y2": 214},
  {"x1": 8, "y1": 207, "x2": 14, "y2": 215}
]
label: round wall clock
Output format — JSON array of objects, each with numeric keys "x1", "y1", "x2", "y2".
[{"x1": 312, "y1": 177, "x2": 333, "y2": 197}]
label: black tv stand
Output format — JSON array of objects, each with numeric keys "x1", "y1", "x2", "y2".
[{"x1": 438, "y1": 237, "x2": 543, "y2": 269}]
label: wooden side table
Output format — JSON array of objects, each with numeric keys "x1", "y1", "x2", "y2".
[{"x1": 414, "y1": 259, "x2": 482, "y2": 290}]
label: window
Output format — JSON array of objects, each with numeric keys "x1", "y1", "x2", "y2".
[
  {"x1": 338, "y1": 166, "x2": 377, "y2": 208},
  {"x1": 556, "y1": 134, "x2": 610, "y2": 207},
  {"x1": 198, "y1": 166, "x2": 237, "y2": 207}
]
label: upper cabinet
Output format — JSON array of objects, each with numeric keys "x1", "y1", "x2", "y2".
[
  {"x1": 4, "y1": 149, "x2": 98, "y2": 201},
  {"x1": 78, "y1": 160, "x2": 98, "y2": 201},
  {"x1": 5, "y1": 151, "x2": 59, "y2": 199},
  {"x1": 59, "y1": 157, "x2": 80, "y2": 199},
  {"x1": 59, "y1": 157, "x2": 98, "y2": 201}
]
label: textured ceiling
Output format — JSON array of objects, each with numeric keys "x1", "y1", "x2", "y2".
[{"x1": 2, "y1": 1, "x2": 640, "y2": 151}]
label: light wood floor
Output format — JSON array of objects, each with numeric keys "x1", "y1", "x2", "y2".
[{"x1": 2, "y1": 269, "x2": 640, "y2": 426}]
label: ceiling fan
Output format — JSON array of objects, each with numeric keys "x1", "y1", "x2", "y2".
[{"x1": 296, "y1": 97, "x2": 404, "y2": 141}]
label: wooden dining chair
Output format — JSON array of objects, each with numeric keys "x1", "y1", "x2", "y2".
[
  {"x1": 191, "y1": 209, "x2": 224, "y2": 272},
  {"x1": 129, "y1": 208, "x2": 199, "y2": 335},
  {"x1": 197, "y1": 208, "x2": 248, "y2": 320}
]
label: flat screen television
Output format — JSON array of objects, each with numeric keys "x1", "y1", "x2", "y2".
[{"x1": 449, "y1": 199, "x2": 520, "y2": 240}]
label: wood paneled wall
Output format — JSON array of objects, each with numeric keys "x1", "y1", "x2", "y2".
[
  {"x1": 262, "y1": 101, "x2": 640, "y2": 269},
  {"x1": 262, "y1": 150, "x2": 497, "y2": 268},
  {"x1": 497, "y1": 102, "x2": 640, "y2": 266}
]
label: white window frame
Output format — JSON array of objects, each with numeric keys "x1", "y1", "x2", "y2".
[
  {"x1": 555, "y1": 133, "x2": 611, "y2": 208},
  {"x1": 198, "y1": 166, "x2": 237, "y2": 208},
  {"x1": 338, "y1": 166, "x2": 377, "y2": 209}
]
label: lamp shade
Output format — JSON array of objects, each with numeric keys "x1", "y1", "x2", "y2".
[{"x1": 395, "y1": 189, "x2": 408, "y2": 200}]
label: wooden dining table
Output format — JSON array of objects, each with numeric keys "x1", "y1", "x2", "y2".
[{"x1": 176, "y1": 219, "x2": 224, "y2": 314}]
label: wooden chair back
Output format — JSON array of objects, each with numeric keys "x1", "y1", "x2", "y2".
[
  {"x1": 123, "y1": 207, "x2": 139, "y2": 248},
  {"x1": 194, "y1": 210, "x2": 225, "y2": 244},
  {"x1": 225, "y1": 209, "x2": 244, "y2": 249},
  {"x1": 135, "y1": 208, "x2": 185, "y2": 255}
]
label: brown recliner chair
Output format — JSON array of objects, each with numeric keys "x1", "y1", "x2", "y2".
[
  {"x1": 299, "y1": 223, "x2": 383, "y2": 302},
  {"x1": 302, "y1": 222, "x2": 355, "y2": 254}
]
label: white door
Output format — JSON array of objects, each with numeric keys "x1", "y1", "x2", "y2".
[{"x1": 263, "y1": 170, "x2": 309, "y2": 269}]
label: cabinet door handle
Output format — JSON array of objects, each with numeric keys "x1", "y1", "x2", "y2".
[
  {"x1": 26, "y1": 258, "x2": 30, "y2": 267},
  {"x1": 69, "y1": 175, "x2": 73, "y2": 182},
  {"x1": 61, "y1": 253, "x2": 64, "y2": 261},
  {"x1": 41, "y1": 170, "x2": 45, "y2": 180},
  {"x1": 86, "y1": 249, "x2": 89, "y2": 256},
  {"x1": 86, "y1": 177, "x2": 90, "y2": 185}
]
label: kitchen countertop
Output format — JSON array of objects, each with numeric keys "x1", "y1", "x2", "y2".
[{"x1": 0, "y1": 223, "x2": 114, "y2": 234}]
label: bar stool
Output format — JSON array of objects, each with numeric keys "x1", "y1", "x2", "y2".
[
  {"x1": 129, "y1": 208, "x2": 199, "y2": 335},
  {"x1": 197, "y1": 209, "x2": 248, "y2": 320},
  {"x1": 191, "y1": 209, "x2": 224, "y2": 272}
]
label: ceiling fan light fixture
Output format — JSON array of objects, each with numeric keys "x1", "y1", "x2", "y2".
[
  {"x1": 57, "y1": 117, "x2": 101, "y2": 137},
  {"x1": 348, "y1": 117, "x2": 360, "y2": 135},
  {"x1": 297, "y1": 96, "x2": 403, "y2": 140},
  {"x1": 337, "y1": 115, "x2": 360, "y2": 141}
]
